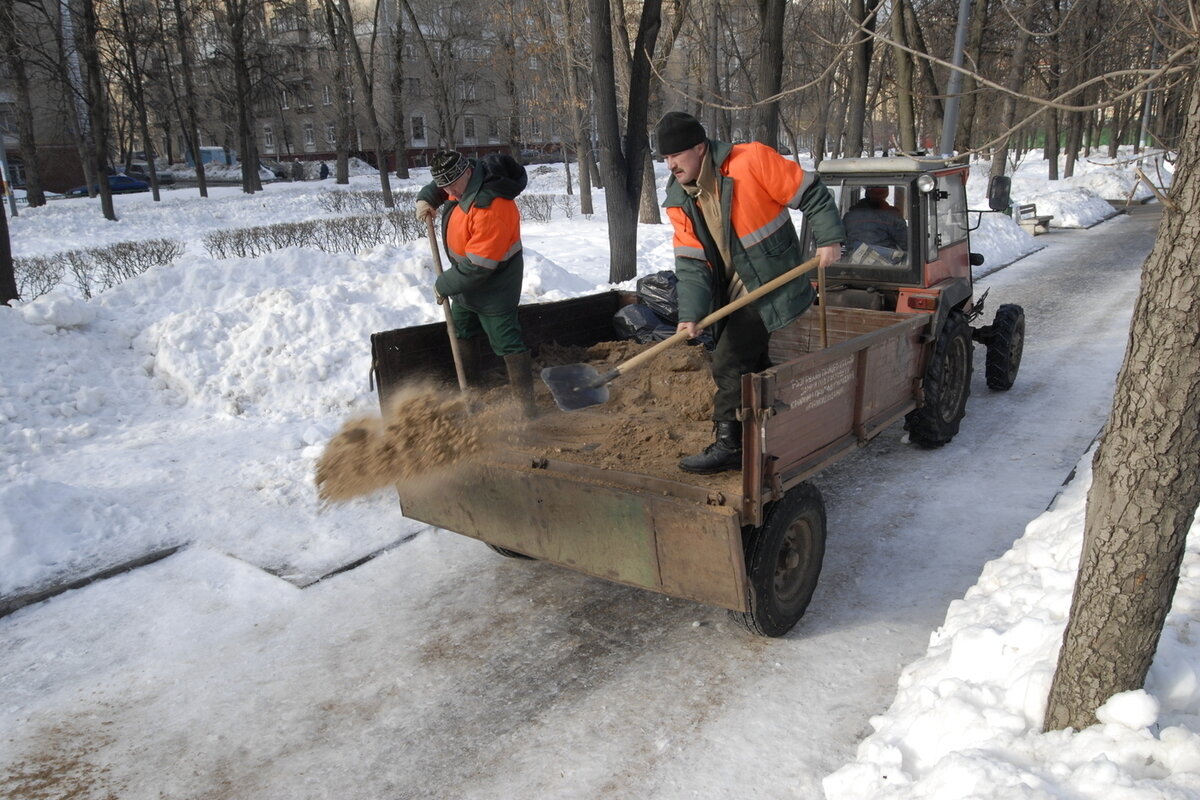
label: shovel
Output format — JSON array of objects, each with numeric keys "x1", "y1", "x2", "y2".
[
  {"x1": 426, "y1": 216, "x2": 469, "y2": 393},
  {"x1": 542, "y1": 255, "x2": 822, "y2": 411}
]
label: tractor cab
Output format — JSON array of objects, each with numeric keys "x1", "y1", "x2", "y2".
[
  {"x1": 802, "y1": 157, "x2": 1000, "y2": 317},
  {"x1": 802, "y1": 155, "x2": 1025, "y2": 398}
]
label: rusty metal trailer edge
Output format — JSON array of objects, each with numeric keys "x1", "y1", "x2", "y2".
[{"x1": 371, "y1": 294, "x2": 933, "y2": 621}]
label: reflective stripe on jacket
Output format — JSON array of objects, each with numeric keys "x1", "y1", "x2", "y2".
[
  {"x1": 419, "y1": 158, "x2": 526, "y2": 315},
  {"x1": 663, "y1": 140, "x2": 844, "y2": 333}
]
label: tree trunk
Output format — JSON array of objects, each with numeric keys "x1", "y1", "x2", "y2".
[
  {"x1": 843, "y1": 0, "x2": 881, "y2": 156},
  {"x1": 562, "y1": 18, "x2": 592, "y2": 214},
  {"x1": 77, "y1": 0, "x2": 116, "y2": 220},
  {"x1": 589, "y1": 0, "x2": 662, "y2": 283},
  {"x1": 334, "y1": 0, "x2": 393, "y2": 207},
  {"x1": 0, "y1": 8, "x2": 46, "y2": 207},
  {"x1": 1046, "y1": 110, "x2": 1060, "y2": 180},
  {"x1": 172, "y1": 0, "x2": 207, "y2": 196},
  {"x1": 955, "y1": 0, "x2": 990, "y2": 150},
  {"x1": 1044, "y1": 60, "x2": 1200, "y2": 732},
  {"x1": 639, "y1": 150, "x2": 659, "y2": 224},
  {"x1": 390, "y1": 11, "x2": 409, "y2": 179},
  {"x1": 322, "y1": 1, "x2": 351, "y2": 184},
  {"x1": 116, "y1": 0, "x2": 162, "y2": 201},
  {"x1": 989, "y1": 0, "x2": 1034, "y2": 181},
  {"x1": 903, "y1": 0, "x2": 944, "y2": 142},
  {"x1": 750, "y1": 0, "x2": 786, "y2": 148},
  {"x1": 890, "y1": 0, "x2": 917, "y2": 153},
  {"x1": 226, "y1": 0, "x2": 262, "y2": 194},
  {"x1": 0, "y1": 204, "x2": 16, "y2": 305}
]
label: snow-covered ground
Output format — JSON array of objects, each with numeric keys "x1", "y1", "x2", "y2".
[{"x1": 3, "y1": 148, "x2": 1193, "y2": 799}]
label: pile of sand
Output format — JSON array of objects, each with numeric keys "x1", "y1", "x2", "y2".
[
  {"x1": 315, "y1": 384, "x2": 515, "y2": 504},
  {"x1": 315, "y1": 338, "x2": 725, "y2": 503}
]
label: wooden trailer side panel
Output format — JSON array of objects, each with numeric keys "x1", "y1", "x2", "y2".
[
  {"x1": 753, "y1": 309, "x2": 931, "y2": 493},
  {"x1": 397, "y1": 459, "x2": 749, "y2": 611}
]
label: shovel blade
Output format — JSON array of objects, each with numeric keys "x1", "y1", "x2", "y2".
[{"x1": 541, "y1": 363, "x2": 610, "y2": 412}]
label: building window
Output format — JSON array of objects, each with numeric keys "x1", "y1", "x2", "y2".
[
  {"x1": 326, "y1": 122, "x2": 336, "y2": 145},
  {"x1": 263, "y1": 125, "x2": 274, "y2": 151},
  {"x1": 405, "y1": 77, "x2": 420, "y2": 98},
  {"x1": 304, "y1": 122, "x2": 315, "y2": 148},
  {"x1": 318, "y1": 50, "x2": 328, "y2": 69},
  {"x1": 281, "y1": 90, "x2": 291, "y2": 110},
  {"x1": 322, "y1": 85, "x2": 332, "y2": 105},
  {"x1": 411, "y1": 115, "x2": 425, "y2": 142},
  {"x1": 457, "y1": 79, "x2": 476, "y2": 101},
  {"x1": 463, "y1": 116, "x2": 475, "y2": 141},
  {"x1": 487, "y1": 118, "x2": 500, "y2": 139}
]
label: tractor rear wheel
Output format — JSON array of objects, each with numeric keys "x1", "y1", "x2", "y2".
[
  {"x1": 985, "y1": 304, "x2": 1025, "y2": 391},
  {"x1": 907, "y1": 310, "x2": 973, "y2": 448},
  {"x1": 731, "y1": 482, "x2": 827, "y2": 637}
]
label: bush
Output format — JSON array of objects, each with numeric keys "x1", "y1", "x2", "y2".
[
  {"x1": 316, "y1": 189, "x2": 418, "y2": 215},
  {"x1": 201, "y1": 210, "x2": 426, "y2": 260},
  {"x1": 517, "y1": 194, "x2": 555, "y2": 223},
  {"x1": 12, "y1": 255, "x2": 64, "y2": 301},
  {"x1": 14, "y1": 238, "x2": 184, "y2": 300}
]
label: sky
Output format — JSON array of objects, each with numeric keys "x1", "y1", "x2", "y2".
[{"x1": 2, "y1": 148, "x2": 1196, "y2": 799}]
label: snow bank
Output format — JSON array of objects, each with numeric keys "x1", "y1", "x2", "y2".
[{"x1": 825, "y1": 454, "x2": 1200, "y2": 800}]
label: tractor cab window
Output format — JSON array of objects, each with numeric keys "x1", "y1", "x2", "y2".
[
  {"x1": 934, "y1": 173, "x2": 969, "y2": 249},
  {"x1": 836, "y1": 183, "x2": 911, "y2": 269}
]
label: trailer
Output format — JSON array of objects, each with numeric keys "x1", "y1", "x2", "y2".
[{"x1": 369, "y1": 155, "x2": 1024, "y2": 637}]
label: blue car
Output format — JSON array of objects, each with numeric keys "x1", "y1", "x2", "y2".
[{"x1": 65, "y1": 174, "x2": 151, "y2": 196}]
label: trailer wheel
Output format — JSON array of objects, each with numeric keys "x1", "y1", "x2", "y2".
[
  {"x1": 731, "y1": 482, "x2": 826, "y2": 637},
  {"x1": 906, "y1": 310, "x2": 973, "y2": 448},
  {"x1": 985, "y1": 304, "x2": 1025, "y2": 391},
  {"x1": 486, "y1": 544, "x2": 534, "y2": 560}
]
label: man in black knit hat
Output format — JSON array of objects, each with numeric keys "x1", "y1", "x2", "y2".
[
  {"x1": 656, "y1": 111, "x2": 845, "y2": 474},
  {"x1": 416, "y1": 150, "x2": 535, "y2": 417}
]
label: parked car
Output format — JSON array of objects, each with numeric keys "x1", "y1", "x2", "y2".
[
  {"x1": 125, "y1": 163, "x2": 175, "y2": 186},
  {"x1": 260, "y1": 159, "x2": 289, "y2": 180},
  {"x1": 65, "y1": 174, "x2": 151, "y2": 196}
]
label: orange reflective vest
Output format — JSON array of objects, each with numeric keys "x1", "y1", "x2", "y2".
[{"x1": 663, "y1": 140, "x2": 843, "y2": 332}]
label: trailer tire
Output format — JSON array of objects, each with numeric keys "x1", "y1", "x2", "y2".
[
  {"x1": 486, "y1": 544, "x2": 534, "y2": 559},
  {"x1": 731, "y1": 482, "x2": 826, "y2": 637},
  {"x1": 906, "y1": 310, "x2": 973, "y2": 448},
  {"x1": 985, "y1": 304, "x2": 1024, "y2": 391}
]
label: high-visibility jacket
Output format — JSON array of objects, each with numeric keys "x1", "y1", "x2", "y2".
[
  {"x1": 663, "y1": 140, "x2": 844, "y2": 333},
  {"x1": 418, "y1": 156, "x2": 527, "y2": 315}
]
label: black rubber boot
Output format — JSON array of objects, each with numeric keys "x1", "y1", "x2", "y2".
[
  {"x1": 503, "y1": 352, "x2": 537, "y2": 419},
  {"x1": 456, "y1": 338, "x2": 481, "y2": 387},
  {"x1": 679, "y1": 421, "x2": 742, "y2": 474}
]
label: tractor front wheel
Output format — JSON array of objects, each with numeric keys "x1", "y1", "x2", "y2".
[
  {"x1": 907, "y1": 310, "x2": 973, "y2": 448},
  {"x1": 985, "y1": 304, "x2": 1025, "y2": 391},
  {"x1": 731, "y1": 482, "x2": 827, "y2": 637}
]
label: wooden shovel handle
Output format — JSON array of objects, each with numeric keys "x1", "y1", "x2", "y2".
[
  {"x1": 427, "y1": 216, "x2": 470, "y2": 393},
  {"x1": 613, "y1": 256, "x2": 822, "y2": 379}
]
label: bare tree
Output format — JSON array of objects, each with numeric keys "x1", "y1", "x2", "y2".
[
  {"x1": 76, "y1": 0, "x2": 118, "y2": 219},
  {"x1": 0, "y1": 203, "x2": 16, "y2": 305},
  {"x1": 169, "y1": 0, "x2": 208, "y2": 196},
  {"x1": 1, "y1": 2, "x2": 47, "y2": 207},
  {"x1": 589, "y1": 0, "x2": 662, "y2": 283},
  {"x1": 324, "y1": 0, "x2": 394, "y2": 206}
]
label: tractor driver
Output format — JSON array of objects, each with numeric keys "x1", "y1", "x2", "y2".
[{"x1": 843, "y1": 186, "x2": 908, "y2": 262}]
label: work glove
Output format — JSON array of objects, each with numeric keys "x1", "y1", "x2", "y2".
[
  {"x1": 415, "y1": 200, "x2": 435, "y2": 223},
  {"x1": 434, "y1": 287, "x2": 446, "y2": 305}
]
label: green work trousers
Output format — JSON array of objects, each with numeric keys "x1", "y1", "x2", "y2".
[
  {"x1": 451, "y1": 301, "x2": 526, "y2": 356},
  {"x1": 710, "y1": 305, "x2": 772, "y2": 423}
]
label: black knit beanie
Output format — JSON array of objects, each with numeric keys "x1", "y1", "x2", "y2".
[
  {"x1": 655, "y1": 112, "x2": 707, "y2": 155},
  {"x1": 431, "y1": 150, "x2": 469, "y2": 187}
]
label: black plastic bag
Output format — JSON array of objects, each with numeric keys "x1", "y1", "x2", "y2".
[
  {"x1": 636, "y1": 271, "x2": 679, "y2": 323},
  {"x1": 612, "y1": 304, "x2": 676, "y2": 344}
]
